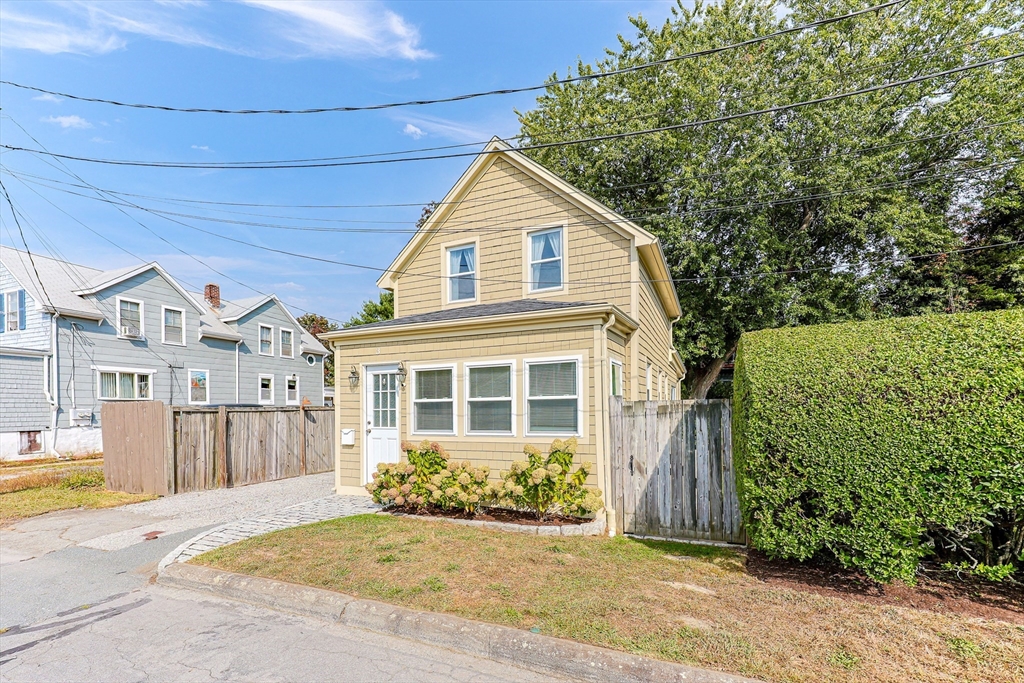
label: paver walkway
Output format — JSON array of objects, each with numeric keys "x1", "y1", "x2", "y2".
[{"x1": 159, "y1": 494, "x2": 379, "y2": 569}]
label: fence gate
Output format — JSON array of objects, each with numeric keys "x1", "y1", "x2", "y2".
[{"x1": 608, "y1": 398, "x2": 744, "y2": 544}]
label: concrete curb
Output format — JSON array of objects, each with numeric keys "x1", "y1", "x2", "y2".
[{"x1": 159, "y1": 563, "x2": 760, "y2": 683}]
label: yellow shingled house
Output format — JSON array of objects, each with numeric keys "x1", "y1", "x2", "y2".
[{"x1": 320, "y1": 138, "x2": 684, "y2": 526}]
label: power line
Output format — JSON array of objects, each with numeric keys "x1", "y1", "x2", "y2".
[
  {"x1": 0, "y1": 179, "x2": 56, "y2": 311},
  {"x1": 5, "y1": 52, "x2": 1020, "y2": 171},
  {"x1": 0, "y1": 1, "x2": 908, "y2": 116},
  {"x1": 6, "y1": 115, "x2": 1018, "y2": 216}
]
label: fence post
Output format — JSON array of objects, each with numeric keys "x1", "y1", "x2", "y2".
[
  {"x1": 164, "y1": 404, "x2": 176, "y2": 495},
  {"x1": 299, "y1": 405, "x2": 307, "y2": 476},
  {"x1": 217, "y1": 405, "x2": 228, "y2": 489}
]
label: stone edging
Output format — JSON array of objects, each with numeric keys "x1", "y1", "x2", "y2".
[
  {"x1": 159, "y1": 563, "x2": 760, "y2": 683},
  {"x1": 386, "y1": 511, "x2": 607, "y2": 536}
]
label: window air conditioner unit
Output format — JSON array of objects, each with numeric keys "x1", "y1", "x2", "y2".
[{"x1": 121, "y1": 324, "x2": 142, "y2": 338}]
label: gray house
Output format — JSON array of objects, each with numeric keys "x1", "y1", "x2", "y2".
[{"x1": 0, "y1": 246, "x2": 328, "y2": 460}]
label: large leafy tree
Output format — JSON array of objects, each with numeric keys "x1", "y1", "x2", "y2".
[
  {"x1": 518, "y1": 0, "x2": 1023, "y2": 396},
  {"x1": 344, "y1": 291, "x2": 395, "y2": 327}
]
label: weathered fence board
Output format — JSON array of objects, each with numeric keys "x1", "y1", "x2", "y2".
[
  {"x1": 102, "y1": 402, "x2": 334, "y2": 495},
  {"x1": 609, "y1": 398, "x2": 745, "y2": 544}
]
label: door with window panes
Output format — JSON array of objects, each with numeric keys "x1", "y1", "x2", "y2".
[{"x1": 364, "y1": 365, "x2": 400, "y2": 483}]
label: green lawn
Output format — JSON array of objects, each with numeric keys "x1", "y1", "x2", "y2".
[{"x1": 194, "y1": 514, "x2": 1024, "y2": 683}]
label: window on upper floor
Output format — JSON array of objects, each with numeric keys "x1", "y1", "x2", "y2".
[
  {"x1": 0, "y1": 289, "x2": 26, "y2": 333},
  {"x1": 447, "y1": 244, "x2": 476, "y2": 302},
  {"x1": 163, "y1": 307, "x2": 184, "y2": 345},
  {"x1": 99, "y1": 369, "x2": 151, "y2": 400},
  {"x1": 528, "y1": 227, "x2": 563, "y2": 292},
  {"x1": 117, "y1": 298, "x2": 143, "y2": 339},
  {"x1": 259, "y1": 325, "x2": 273, "y2": 356},
  {"x1": 280, "y1": 329, "x2": 294, "y2": 358}
]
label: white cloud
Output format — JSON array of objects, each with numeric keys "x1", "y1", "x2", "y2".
[
  {"x1": 42, "y1": 115, "x2": 92, "y2": 129},
  {"x1": 0, "y1": 1, "x2": 431, "y2": 60},
  {"x1": 191, "y1": 144, "x2": 211, "y2": 151},
  {"x1": 394, "y1": 114, "x2": 490, "y2": 144},
  {"x1": 32, "y1": 93, "x2": 63, "y2": 103},
  {"x1": 402, "y1": 123, "x2": 424, "y2": 139},
  {"x1": 91, "y1": 136, "x2": 112, "y2": 143}
]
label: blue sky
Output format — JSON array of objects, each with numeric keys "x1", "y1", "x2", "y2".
[{"x1": 0, "y1": 0, "x2": 678, "y2": 324}]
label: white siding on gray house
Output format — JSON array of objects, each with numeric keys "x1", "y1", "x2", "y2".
[
  {"x1": 233, "y1": 300, "x2": 324, "y2": 407},
  {"x1": 0, "y1": 354, "x2": 50, "y2": 431},
  {"x1": 0, "y1": 261, "x2": 50, "y2": 352}
]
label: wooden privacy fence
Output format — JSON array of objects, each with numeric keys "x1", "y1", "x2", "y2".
[
  {"x1": 103, "y1": 402, "x2": 334, "y2": 495},
  {"x1": 608, "y1": 398, "x2": 745, "y2": 544}
]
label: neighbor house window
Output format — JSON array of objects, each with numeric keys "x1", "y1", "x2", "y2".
[
  {"x1": 1, "y1": 289, "x2": 26, "y2": 333},
  {"x1": 467, "y1": 364, "x2": 512, "y2": 434},
  {"x1": 280, "y1": 329, "x2": 294, "y2": 358},
  {"x1": 286, "y1": 375, "x2": 299, "y2": 405},
  {"x1": 258, "y1": 374, "x2": 274, "y2": 405},
  {"x1": 527, "y1": 359, "x2": 578, "y2": 434},
  {"x1": 99, "y1": 370, "x2": 152, "y2": 400},
  {"x1": 163, "y1": 307, "x2": 184, "y2": 345},
  {"x1": 529, "y1": 227, "x2": 563, "y2": 291},
  {"x1": 118, "y1": 298, "x2": 143, "y2": 338},
  {"x1": 447, "y1": 244, "x2": 476, "y2": 302},
  {"x1": 189, "y1": 369, "x2": 209, "y2": 405},
  {"x1": 414, "y1": 368, "x2": 454, "y2": 433},
  {"x1": 259, "y1": 325, "x2": 273, "y2": 356},
  {"x1": 610, "y1": 360, "x2": 623, "y2": 397},
  {"x1": 19, "y1": 431, "x2": 42, "y2": 455}
]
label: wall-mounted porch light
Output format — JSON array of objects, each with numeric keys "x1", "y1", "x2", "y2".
[
  {"x1": 348, "y1": 365, "x2": 360, "y2": 388},
  {"x1": 397, "y1": 362, "x2": 408, "y2": 387}
]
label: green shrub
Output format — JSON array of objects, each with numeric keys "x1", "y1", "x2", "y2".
[
  {"x1": 497, "y1": 438, "x2": 603, "y2": 519},
  {"x1": 733, "y1": 309, "x2": 1024, "y2": 583},
  {"x1": 366, "y1": 440, "x2": 496, "y2": 513},
  {"x1": 58, "y1": 468, "x2": 105, "y2": 490}
]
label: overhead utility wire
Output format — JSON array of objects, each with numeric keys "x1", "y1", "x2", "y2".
[
  {"x1": 0, "y1": 1, "x2": 907, "y2": 115},
  {"x1": 6, "y1": 51, "x2": 1019, "y2": 171},
  {"x1": 7, "y1": 115, "x2": 1018, "y2": 216}
]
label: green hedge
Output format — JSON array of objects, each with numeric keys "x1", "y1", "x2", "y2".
[{"x1": 733, "y1": 309, "x2": 1024, "y2": 582}]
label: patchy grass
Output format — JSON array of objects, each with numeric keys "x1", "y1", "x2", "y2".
[
  {"x1": 194, "y1": 515, "x2": 1024, "y2": 683},
  {"x1": 0, "y1": 466, "x2": 155, "y2": 525}
]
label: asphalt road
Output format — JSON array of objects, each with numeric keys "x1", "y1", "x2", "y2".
[{"x1": 0, "y1": 476, "x2": 560, "y2": 682}]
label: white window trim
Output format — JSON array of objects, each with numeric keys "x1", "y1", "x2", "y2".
[
  {"x1": 464, "y1": 359, "x2": 516, "y2": 437},
  {"x1": 279, "y1": 328, "x2": 294, "y2": 359},
  {"x1": 525, "y1": 355, "x2": 582, "y2": 438},
  {"x1": 94, "y1": 366, "x2": 156, "y2": 401},
  {"x1": 610, "y1": 358, "x2": 624, "y2": 397},
  {"x1": 161, "y1": 305, "x2": 186, "y2": 346},
  {"x1": 285, "y1": 373, "x2": 300, "y2": 406},
  {"x1": 258, "y1": 373, "x2": 275, "y2": 405},
  {"x1": 646, "y1": 363, "x2": 653, "y2": 401},
  {"x1": 442, "y1": 238, "x2": 479, "y2": 306},
  {"x1": 525, "y1": 225, "x2": 567, "y2": 295},
  {"x1": 188, "y1": 368, "x2": 210, "y2": 405},
  {"x1": 115, "y1": 296, "x2": 145, "y2": 339},
  {"x1": 258, "y1": 324, "x2": 274, "y2": 356},
  {"x1": 410, "y1": 363, "x2": 457, "y2": 436},
  {"x1": 2, "y1": 289, "x2": 24, "y2": 333}
]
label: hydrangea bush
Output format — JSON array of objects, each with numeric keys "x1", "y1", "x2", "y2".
[
  {"x1": 366, "y1": 438, "x2": 601, "y2": 520},
  {"x1": 497, "y1": 438, "x2": 603, "y2": 519}
]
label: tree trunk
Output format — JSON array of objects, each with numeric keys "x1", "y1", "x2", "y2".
[{"x1": 687, "y1": 342, "x2": 738, "y2": 399}]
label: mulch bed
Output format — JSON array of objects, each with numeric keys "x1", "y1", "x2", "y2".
[
  {"x1": 387, "y1": 504, "x2": 591, "y2": 527},
  {"x1": 745, "y1": 550, "x2": 1024, "y2": 624}
]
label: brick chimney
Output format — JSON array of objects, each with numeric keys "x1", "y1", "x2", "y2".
[{"x1": 204, "y1": 283, "x2": 221, "y2": 309}]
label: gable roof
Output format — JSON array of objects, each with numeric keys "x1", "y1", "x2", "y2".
[
  {"x1": 343, "y1": 298, "x2": 595, "y2": 331},
  {"x1": 212, "y1": 293, "x2": 327, "y2": 355},
  {"x1": 72, "y1": 262, "x2": 207, "y2": 314},
  {"x1": 376, "y1": 137, "x2": 682, "y2": 319}
]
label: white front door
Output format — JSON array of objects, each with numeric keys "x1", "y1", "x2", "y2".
[{"x1": 364, "y1": 365, "x2": 400, "y2": 483}]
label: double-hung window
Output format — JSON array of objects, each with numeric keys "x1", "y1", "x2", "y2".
[
  {"x1": 467, "y1": 364, "x2": 512, "y2": 434},
  {"x1": 99, "y1": 369, "x2": 152, "y2": 400},
  {"x1": 529, "y1": 228, "x2": 563, "y2": 291},
  {"x1": 286, "y1": 375, "x2": 299, "y2": 405},
  {"x1": 280, "y1": 329, "x2": 294, "y2": 358},
  {"x1": 118, "y1": 298, "x2": 143, "y2": 338},
  {"x1": 526, "y1": 359, "x2": 579, "y2": 434},
  {"x1": 259, "y1": 325, "x2": 273, "y2": 356},
  {"x1": 447, "y1": 244, "x2": 476, "y2": 302},
  {"x1": 413, "y1": 368, "x2": 454, "y2": 433},
  {"x1": 258, "y1": 374, "x2": 274, "y2": 405},
  {"x1": 189, "y1": 369, "x2": 209, "y2": 404},
  {"x1": 163, "y1": 307, "x2": 184, "y2": 345},
  {"x1": 1, "y1": 290, "x2": 26, "y2": 333}
]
